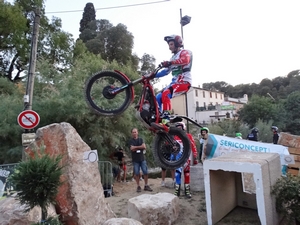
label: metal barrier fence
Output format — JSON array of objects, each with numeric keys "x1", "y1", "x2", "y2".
[
  {"x1": 0, "y1": 163, "x2": 18, "y2": 197},
  {"x1": 98, "y1": 161, "x2": 113, "y2": 198},
  {"x1": 0, "y1": 162, "x2": 114, "y2": 198}
]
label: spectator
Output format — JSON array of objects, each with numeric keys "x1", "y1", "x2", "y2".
[
  {"x1": 235, "y1": 132, "x2": 243, "y2": 139},
  {"x1": 128, "y1": 128, "x2": 153, "y2": 192},
  {"x1": 109, "y1": 147, "x2": 125, "y2": 182},
  {"x1": 271, "y1": 126, "x2": 279, "y2": 144},
  {"x1": 246, "y1": 127, "x2": 259, "y2": 141},
  {"x1": 199, "y1": 127, "x2": 209, "y2": 163}
]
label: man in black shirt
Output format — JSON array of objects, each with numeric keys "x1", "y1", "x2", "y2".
[
  {"x1": 271, "y1": 126, "x2": 279, "y2": 144},
  {"x1": 128, "y1": 128, "x2": 152, "y2": 192},
  {"x1": 247, "y1": 127, "x2": 259, "y2": 141}
]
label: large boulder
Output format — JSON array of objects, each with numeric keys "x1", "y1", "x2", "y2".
[
  {"x1": 25, "y1": 122, "x2": 115, "y2": 225},
  {"x1": 128, "y1": 192, "x2": 179, "y2": 225},
  {"x1": 0, "y1": 196, "x2": 56, "y2": 225}
]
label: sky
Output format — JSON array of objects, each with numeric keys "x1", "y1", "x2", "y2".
[{"x1": 42, "y1": 0, "x2": 300, "y2": 89}]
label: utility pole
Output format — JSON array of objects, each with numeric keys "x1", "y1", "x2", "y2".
[
  {"x1": 24, "y1": 7, "x2": 40, "y2": 111},
  {"x1": 179, "y1": 9, "x2": 191, "y2": 132},
  {"x1": 21, "y1": 8, "x2": 41, "y2": 160}
]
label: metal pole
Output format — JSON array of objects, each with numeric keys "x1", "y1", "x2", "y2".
[
  {"x1": 22, "y1": 8, "x2": 40, "y2": 160},
  {"x1": 180, "y1": 9, "x2": 189, "y2": 132},
  {"x1": 180, "y1": 8, "x2": 184, "y2": 40},
  {"x1": 24, "y1": 7, "x2": 40, "y2": 111}
]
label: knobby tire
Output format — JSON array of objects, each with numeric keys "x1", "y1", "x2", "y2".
[
  {"x1": 84, "y1": 71, "x2": 132, "y2": 116},
  {"x1": 152, "y1": 127, "x2": 191, "y2": 170}
]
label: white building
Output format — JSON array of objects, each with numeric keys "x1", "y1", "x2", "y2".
[{"x1": 170, "y1": 86, "x2": 248, "y2": 124}]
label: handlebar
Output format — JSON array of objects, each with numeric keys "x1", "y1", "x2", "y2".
[{"x1": 143, "y1": 64, "x2": 163, "y2": 80}]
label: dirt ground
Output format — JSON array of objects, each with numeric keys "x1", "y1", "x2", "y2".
[{"x1": 105, "y1": 177, "x2": 270, "y2": 225}]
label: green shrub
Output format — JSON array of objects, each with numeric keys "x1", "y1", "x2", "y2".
[{"x1": 9, "y1": 150, "x2": 64, "y2": 221}]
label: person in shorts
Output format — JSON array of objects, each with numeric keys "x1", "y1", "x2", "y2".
[{"x1": 128, "y1": 128, "x2": 152, "y2": 192}]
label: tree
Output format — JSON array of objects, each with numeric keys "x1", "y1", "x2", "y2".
[
  {"x1": 0, "y1": 1, "x2": 29, "y2": 80},
  {"x1": 39, "y1": 16, "x2": 74, "y2": 72},
  {"x1": 79, "y1": 2, "x2": 96, "y2": 33},
  {"x1": 140, "y1": 53, "x2": 156, "y2": 74},
  {"x1": 283, "y1": 91, "x2": 300, "y2": 135},
  {"x1": 237, "y1": 95, "x2": 275, "y2": 127},
  {"x1": 103, "y1": 23, "x2": 134, "y2": 65},
  {"x1": 0, "y1": 0, "x2": 74, "y2": 82}
]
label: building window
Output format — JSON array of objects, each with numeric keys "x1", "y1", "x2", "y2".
[
  {"x1": 204, "y1": 102, "x2": 206, "y2": 109},
  {"x1": 210, "y1": 92, "x2": 212, "y2": 98},
  {"x1": 215, "y1": 93, "x2": 217, "y2": 98},
  {"x1": 196, "y1": 101, "x2": 199, "y2": 107},
  {"x1": 195, "y1": 90, "x2": 198, "y2": 97},
  {"x1": 220, "y1": 94, "x2": 223, "y2": 99},
  {"x1": 203, "y1": 91, "x2": 205, "y2": 97}
]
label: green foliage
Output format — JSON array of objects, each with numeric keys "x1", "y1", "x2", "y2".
[
  {"x1": 283, "y1": 91, "x2": 300, "y2": 135},
  {"x1": 200, "y1": 119, "x2": 274, "y2": 143},
  {"x1": 271, "y1": 174, "x2": 300, "y2": 224},
  {"x1": 1, "y1": 0, "x2": 74, "y2": 81},
  {"x1": 78, "y1": 10, "x2": 137, "y2": 69},
  {"x1": 0, "y1": 77, "x2": 24, "y2": 163},
  {"x1": 238, "y1": 95, "x2": 275, "y2": 127},
  {"x1": 9, "y1": 150, "x2": 63, "y2": 220},
  {"x1": 202, "y1": 69, "x2": 300, "y2": 100},
  {"x1": 79, "y1": 3, "x2": 96, "y2": 33},
  {"x1": 140, "y1": 53, "x2": 156, "y2": 74},
  {"x1": 0, "y1": 1, "x2": 28, "y2": 80}
]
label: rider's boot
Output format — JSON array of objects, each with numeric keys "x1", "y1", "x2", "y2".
[
  {"x1": 184, "y1": 184, "x2": 192, "y2": 198},
  {"x1": 174, "y1": 184, "x2": 181, "y2": 197},
  {"x1": 160, "y1": 110, "x2": 171, "y2": 125}
]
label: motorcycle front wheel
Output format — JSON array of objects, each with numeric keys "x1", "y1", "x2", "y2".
[
  {"x1": 152, "y1": 127, "x2": 191, "y2": 170},
  {"x1": 85, "y1": 71, "x2": 133, "y2": 116}
]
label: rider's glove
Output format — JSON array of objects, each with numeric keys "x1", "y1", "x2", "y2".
[
  {"x1": 161, "y1": 61, "x2": 172, "y2": 68},
  {"x1": 193, "y1": 159, "x2": 198, "y2": 165}
]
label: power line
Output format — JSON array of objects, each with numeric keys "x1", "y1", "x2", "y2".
[{"x1": 45, "y1": 0, "x2": 170, "y2": 14}]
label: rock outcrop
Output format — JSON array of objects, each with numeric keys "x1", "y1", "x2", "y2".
[
  {"x1": 0, "y1": 196, "x2": 56, "y2": 225},
  {"x1": 26, "y1": 122, "x2": 115, "y2": 225}
]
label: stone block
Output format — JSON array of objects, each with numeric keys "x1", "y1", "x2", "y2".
[
  {"x1": 128, "y1": 192, "x2": 179, "y2": 225},
  {"x1": 203, "y1": 152, "x2": 281, "y2": 225},
  {"x1": 190, "y1": 164, "x2": 204, "y2": 192},
  {"x1": 103, "y1": 218, "x2": 143, "y2": 225}
]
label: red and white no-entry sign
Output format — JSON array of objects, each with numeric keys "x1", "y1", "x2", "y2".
[{"x1": 17, "y1": 110, "x2": 40, "y2": 129}]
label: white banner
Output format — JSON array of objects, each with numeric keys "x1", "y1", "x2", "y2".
[{"x1": 205, "y1": 134, "x2": 294, "y2": 166}]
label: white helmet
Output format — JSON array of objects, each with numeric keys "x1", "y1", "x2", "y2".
[{"x1": 175, "y1": 122, "x2": 186, "y2": 130}]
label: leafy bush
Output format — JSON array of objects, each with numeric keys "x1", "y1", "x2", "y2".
[
  {"x1": 9, "y1": 150, "x2": 64, "y2": 221},
  {"x1": 271, "y1": 174, "x2": 300, "y2": 224}
]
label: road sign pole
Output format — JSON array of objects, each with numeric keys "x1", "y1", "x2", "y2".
[{"x1": 22, "y1": 8, "x2": 40, "y2": 160}]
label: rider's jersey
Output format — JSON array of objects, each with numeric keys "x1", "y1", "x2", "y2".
[
  {"x1": 156, "y1": 49, "x2": 193, "y2": 84},
  {"x1": 169, "y1": 49, "x2": 193, "y2": 84}
]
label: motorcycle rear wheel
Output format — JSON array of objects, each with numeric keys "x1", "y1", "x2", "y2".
[
  {"x1": 152, "y1": 127, "x2": 191, "y2": 170},
  {"x1": 85, "y1": 71, "x2": 132, "y2": 116}
]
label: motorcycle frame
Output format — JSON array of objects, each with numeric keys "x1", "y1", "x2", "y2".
[{"x1": 114, "y1": 69, "x2": 164, "y2": 132}]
